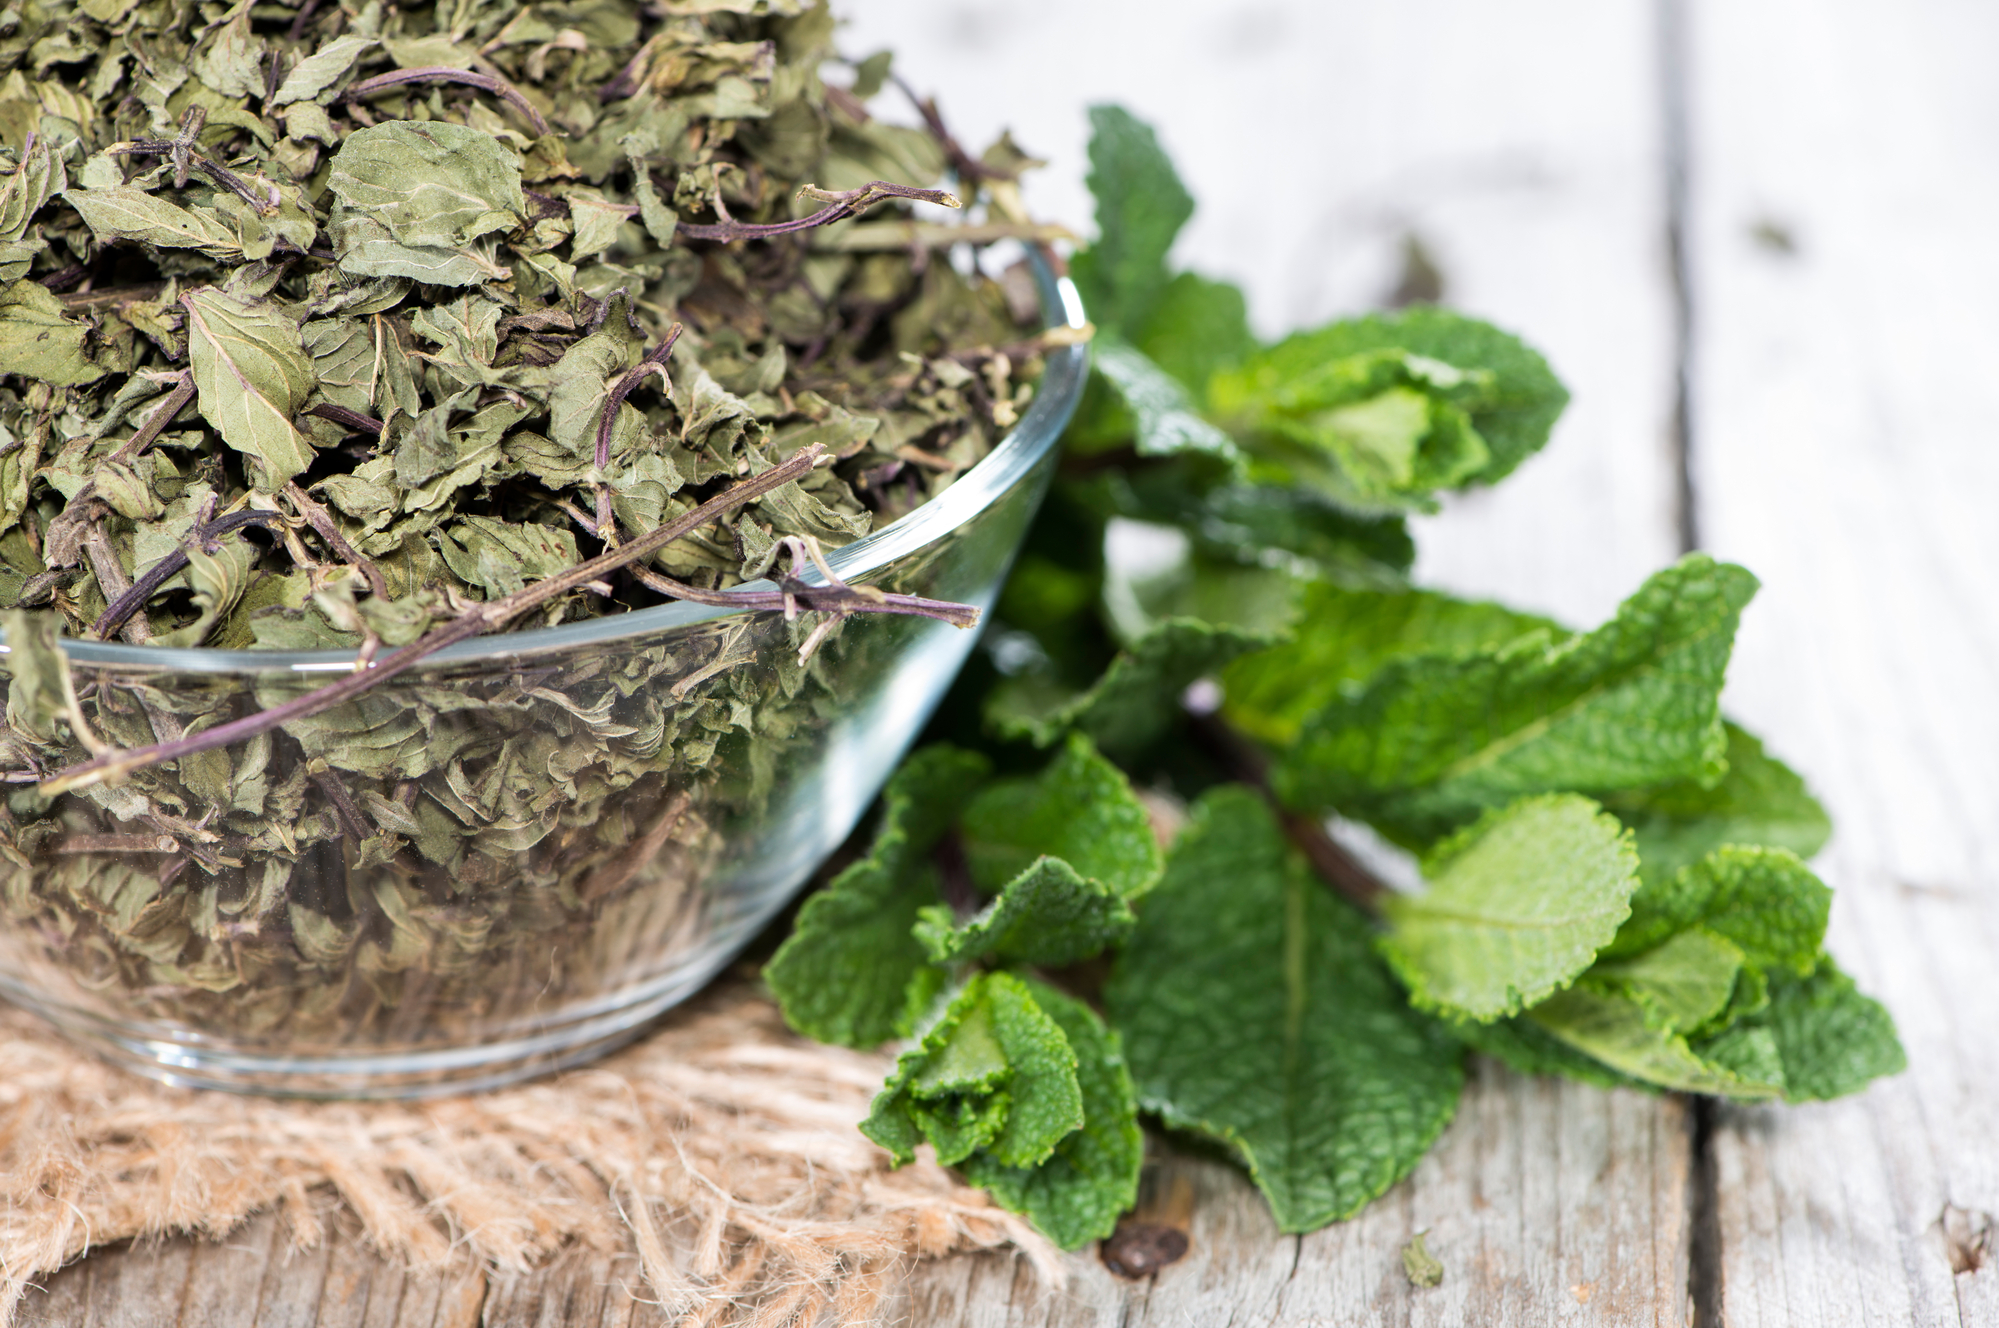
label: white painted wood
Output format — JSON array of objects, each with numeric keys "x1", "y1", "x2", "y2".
[
  {"x1": 1688, "y1": 0, "x2": 1999, "y2": 1322},
  {"x1": 837, "y1": 0, "x2": 1683, "y2": 631}
]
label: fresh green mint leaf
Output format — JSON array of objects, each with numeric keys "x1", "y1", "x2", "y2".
[
  {"x1": 1526, "y1": 981, "x2": 1785, "y2": 1100},
  {"x1": 1449, "y1": 1011, "x2": 1641, "y2": 1090},
  {"x1": 1106, "y1": 786, "x2": 1463, "y2": 1232},
  {"x1": 1756, "y1": 958, "x2": 1906, "y2": 1102},
  {"x1": 1586, "y1": 927, "x2": 1746, "y2": 1035},
  {"x1": 960, "y1": 733, "x2": 1162, "y2": 900},
  {"x1": 1604, "y1": 845, "x2": 1831, "y2": 970},
  {"x1": 1213, "y1": 345, "x2": 1495, "y2": 511},
  {"x1": 1276, "y1": 555, "x2": 1757, "y2": 844},
  {"x1": 863, "y1": 971, "x2": 1085, "y2": 1170},
  {"x1": 1600, "y1": 722, "x2": 1831, "y2": 890},
  {"x1": 1087, "y1": 463, "x2": 1415, "y2": 582},
  {"x1": 989, "y1": 617, "x2": 1271, "y2": 759},
  {"x1": 1069, "y1": 104, "x2": 1193, "y2": 338},
  {"x1": 1215, "y1": 306, "x2": 1567, "y2": 491},
  {"x1": 1134, "y1": 271, "x2": 1255, "y2": 396},
  {"x1": 1224, "y1": 581, "x2": 1563, "y2": 747},
  {"x1": 1102, "y1": 543, "x2": 1303, "y2": 647},
  {"x1": 765, "y1": 746, "x2": 991, "y2": 1047},
  {"x1": 1093, "y1": 339, "x2": 1242, "y2": 464},
  {"x1": 1380, "y1": 794, "x2": 1638, "y2": 1022},
  {"x1": 965, "y1": 978, "x2": 1143, "y2": 1250},
  {"x1": 915, "y1": 856, "x2": 1136, "y2": 968}
]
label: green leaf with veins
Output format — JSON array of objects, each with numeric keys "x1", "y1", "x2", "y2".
[
  {"x1": 64, "y1": 185, "x2": 242, "y2": 259},
  {"x1": 1134, "y1": 271, "x2": 1255, "y2": 396},
  {"x1": 1106, "y1": 787, "x2": 1463, "y2": 1232},
  {"x1": 1224, "y1": 580, "x2": 1563, "y2": 746},
  {"x1": 151, "y1": 530, "x2": 257, "y2": 648},
  {"x1": 1449, "y1": 1011, "x2": 1643, "y2": 1090},
  {"x1": 959, "y1": 732, "x2": 1162, "y2": 900},
  {"x1": 1215, "y1": 306, "x2": 1567, "y2": 490},
  {"x1": 1527, "y1": 981, "x2": 1785, "y2": 1100},
  {"x1": 915, "y1": 856, "x2": 1135, "y2": 968},
  {"x1": 1755, "y1": 959, "x2": 1906, "y2": 1102},
  {"x1": 1587, "y1": 927, "x2": 1745, "y2": 1034},
  {"x1": 1276, "y1": 555, "x2": 1757, "y2": 845},
  {"x1": 3, "y1": 610, "x2": 76, "y2": 744},
  {"x1": 1381, "y1": 794, "x2": 1638, "y2": 1022},
  {"x1": 863, "y1": 970, "x2": 1085, "y2": 1170},
  {"x1": 0, "y1": 281, "x2": 104, "y2": 386},
  {"x1": 1600, "y1": 722, "x2": 1831, "y2": 890},
  {"x1": 0, "y1": 135, "x2": 64, "y2": 243},
  {"x1": 1068, "y1": 104, "x2": 1193, "y2": 338},
  {"x1": 765, "y1": 747, "x2": 991, "y2": 1048},
  {"x1": 965, "y1": 978, "x2": 1142, "y2": 1250},
  {"x1": 271, "y1": 33, "x2": 377, "y2": 103},
  {"x1": 1213, "y1": 345, "x2": 1495, "y2": 511},
  {"x1": 1604, "y1": 845, "x2": 1831, "y2": 968},
  {"x1": 1092, "y1": 339, "x2": 1242, "y2": 463},
  {"x1": 988, "y1": 617, "x2": 1272, "y2": 759},
  {"x1": 182, "y1": 287, "x2": 319, "y2": 486},
  {"x1": 326, "y1": 121, "x2": 526, "y2": 249}
]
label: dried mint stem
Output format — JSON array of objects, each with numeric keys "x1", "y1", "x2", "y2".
[{"x1": 40, "y1": 443, "x2": 851, "y2": 795}]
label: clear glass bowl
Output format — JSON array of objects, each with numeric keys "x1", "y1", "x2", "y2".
[{"x1": 0, "y1": 255, "x2": 1087, "y2": 1098}]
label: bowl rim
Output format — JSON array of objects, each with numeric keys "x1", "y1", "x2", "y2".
[{"x1": 13, "y1": 249, "x2": 1089, "y2": 677}]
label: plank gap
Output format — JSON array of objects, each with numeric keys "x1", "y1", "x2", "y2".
[{"x1": 1688, "y1": 1096, "x2": 1723, "y2": 1328}]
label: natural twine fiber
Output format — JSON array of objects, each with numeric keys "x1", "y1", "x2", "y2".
[{"x1": 0, "y1": 981, "x2": 1061, "y2": 1325}]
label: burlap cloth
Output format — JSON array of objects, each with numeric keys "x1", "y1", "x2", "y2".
[{"x1": 0, "y1": 981, "x2": 1060, "y2": 1325}]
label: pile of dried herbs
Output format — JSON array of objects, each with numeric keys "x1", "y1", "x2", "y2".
[
  {"x1": 0, "y1": 1, "x2": 1062, "y2": 1048},
  {"x1": 766, "y1": 106, "x2": 1910, "y2": 1252}
]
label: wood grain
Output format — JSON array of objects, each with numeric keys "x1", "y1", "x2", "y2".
[
  {"x1": 1685, "y1": 0, "x2": 1999, "y2": 1323},
  {"x1": 15, "y1": 1213, "x2": 490, "y2": 1328}
]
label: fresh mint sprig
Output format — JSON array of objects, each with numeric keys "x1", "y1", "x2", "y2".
[{"x1": 767, "y1": 102, "x2": 1904, "y2": 1251}]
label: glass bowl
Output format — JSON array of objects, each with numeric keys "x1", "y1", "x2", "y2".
[{"x1": 0, "y1": 253, "x2": 1087, "y2": 1098}]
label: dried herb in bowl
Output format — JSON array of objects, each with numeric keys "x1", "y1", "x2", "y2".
[{"x1": 0, "y1": 0, "x2": 1077, "y2": 1087}]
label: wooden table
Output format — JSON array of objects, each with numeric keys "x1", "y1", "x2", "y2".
[{"x1": 19, "y1": 0, "x2": 1999, "y2": 1322}]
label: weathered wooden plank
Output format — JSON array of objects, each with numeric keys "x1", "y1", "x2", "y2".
[
  {"x1": 1686, "y1": 0, "x2": 1999, "y2": 1322},
  {"x1": 1275, "y1": 1067, "x2": 1691, "y2": 1327},
  {"x1": 15, "y1": 1215, "x2": 490, "y2": 1328},
  {"x1": 481, "y1": 1251, "x2": 650, "y2": 1328},
  {"x1": 15, "y1": 1235, "x2": 194, "y2": 1328}
]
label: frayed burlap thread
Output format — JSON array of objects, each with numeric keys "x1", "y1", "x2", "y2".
[{"x1": 0, "y1": 982, "x2": 1062, "y2": 1325}]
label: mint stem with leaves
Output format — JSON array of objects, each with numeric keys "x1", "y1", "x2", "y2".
[{"x1": 1187, "y1": 710, "x2": 1388, "y2": 913}]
